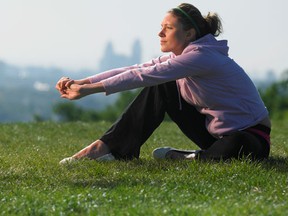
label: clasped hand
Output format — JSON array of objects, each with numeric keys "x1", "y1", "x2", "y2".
[{"x1": 55, "y1": 77, "x2": 83, "y2": 100}]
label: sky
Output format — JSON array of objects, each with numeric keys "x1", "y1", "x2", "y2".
[{"x1": 0, "y1": 0, "x2": 287, "y2": 78}]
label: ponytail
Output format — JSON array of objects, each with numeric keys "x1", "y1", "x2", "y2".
[{"x1": 204, "y1": 12, "x2": 223, "y2": 37}]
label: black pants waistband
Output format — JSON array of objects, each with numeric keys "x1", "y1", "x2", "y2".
[{"x1": 248, "y1": 124, "x2": 271, "y2": 135}]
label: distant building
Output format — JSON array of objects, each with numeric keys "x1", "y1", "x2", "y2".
[{"x1": 98, "y1": 39, "x2": 142, "y2": 71}]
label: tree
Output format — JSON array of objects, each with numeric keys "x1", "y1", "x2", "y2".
[
  {"x1": 260, "y1": 70, "x2": 288, "y2": 119},
  {"x1": 53, "y1": 102, "x2": 100, "y2": 122}
]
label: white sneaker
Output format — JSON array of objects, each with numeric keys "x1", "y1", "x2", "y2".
[
  {"x1": 59, "y1": 153, "x2": 115, "y2": 165},
  {"x1": 59, "y1": 157, "x2": 76, "y2": 165},
  {"x1": 152, "y1": 147, "x2": 199, "y2": 160}
]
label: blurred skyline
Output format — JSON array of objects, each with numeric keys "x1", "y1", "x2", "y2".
[{"x1": 1, "y1": 0, "x2": 287, "y2": 78}]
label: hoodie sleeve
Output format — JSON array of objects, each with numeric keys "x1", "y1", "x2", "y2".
[
  {"x1": 101, "y1": 47, "x2": 218, "y2": 95},
  {"x1": 88, "y1": 55, "x2": 170, "y2": 83}
]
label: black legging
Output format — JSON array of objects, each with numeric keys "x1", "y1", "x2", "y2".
[{"x1": 100, "y1": 81, "x2": 270, "y2": 160}]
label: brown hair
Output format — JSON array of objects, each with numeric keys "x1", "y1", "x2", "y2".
[{"x1": 169, "y1": 3, "x2": 223, "y2": 39}]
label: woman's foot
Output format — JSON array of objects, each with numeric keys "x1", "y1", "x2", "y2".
[
  {"x1": 59, "y1": 153, "x2": 116, "y2": 165},
  {"x1": 59, "y1": 140, "x2": 115, "y2": 164},
  {"x1": 59, "y1": 156, "x2": 76, "y2": 165},
  {"x1": 152, "y1": 147, "x2": 200, "y2": 160},
  {"x1": 73, "y1": 140, "x2": 110, "y2": 160}
]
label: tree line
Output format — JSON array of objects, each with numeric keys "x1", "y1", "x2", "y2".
[{"x1": 53, "y1": 90, "x2": 140, "y2": 122}]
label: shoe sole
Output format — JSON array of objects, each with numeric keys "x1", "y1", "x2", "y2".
[{"x1": 153, "y1": 147, "x2": 198, "y2": 160}]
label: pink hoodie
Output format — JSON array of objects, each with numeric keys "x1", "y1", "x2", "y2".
[{"x1": 89, "y1": 34, "x2": 269, "y2": 138}]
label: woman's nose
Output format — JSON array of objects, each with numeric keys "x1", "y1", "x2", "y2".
[{"x1": 158, "y1": 29, "x2": 165, "y2": 37}]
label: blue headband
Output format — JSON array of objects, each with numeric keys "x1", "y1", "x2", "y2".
[{"x1": 174, "y1": 7, "x2": 201, "y2": 37}]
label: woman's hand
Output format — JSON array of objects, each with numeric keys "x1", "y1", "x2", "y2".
[
  {"x1": 55, "y1": 77, "x2": 72, "y2": 94},
  {"x1": 60, "y1": 83, "x2": 85, "y2": 100},
  {"x1": 56, "y1": 77, "x2": 93, "y2": 98},
  {"x1": 56, "y1": 76, "x2": 105, "y2": 100}
]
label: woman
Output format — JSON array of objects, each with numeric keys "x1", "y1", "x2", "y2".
[{"x1": 56, "y1": 3, "x2": 271, "y2": 164}]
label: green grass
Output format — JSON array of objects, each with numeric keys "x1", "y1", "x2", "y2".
[{"x1": 0, "y1": 120, "x2": 288, "y2": 215}]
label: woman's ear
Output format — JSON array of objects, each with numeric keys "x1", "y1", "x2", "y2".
[{"x1": 186, "y1": 28, "x2": 196, "y2": 41}]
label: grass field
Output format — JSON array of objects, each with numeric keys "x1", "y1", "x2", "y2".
[{"x1": 0, "y1": 120, "x2": 288, "y2": 215}]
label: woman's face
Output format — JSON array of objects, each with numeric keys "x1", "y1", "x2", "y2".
[{"x1": 158, "y1": 13, "x2": 194, "y2": 55}]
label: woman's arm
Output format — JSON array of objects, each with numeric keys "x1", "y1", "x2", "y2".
[
  {"x1": 88, "y1": 56, "x2": 169, "y2": 83},
  {"x1": 55, "y1": 55, "x2": 170, "y2": 99}
]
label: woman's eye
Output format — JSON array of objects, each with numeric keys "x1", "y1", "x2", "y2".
[{"x1": 160, "y1": 26, "x2": 173, "y2": 31}]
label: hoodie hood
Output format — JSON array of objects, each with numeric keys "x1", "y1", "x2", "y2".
[{"x1": 183, "y1": 34, "x2": 229, "y2": 56}]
